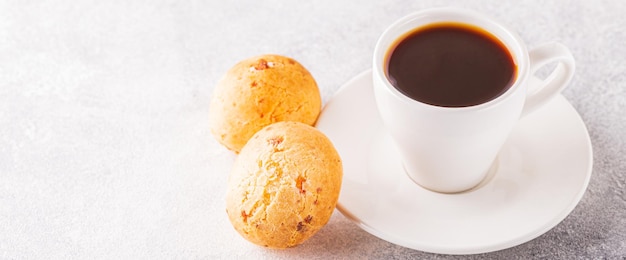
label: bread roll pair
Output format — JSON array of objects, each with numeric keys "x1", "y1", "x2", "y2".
[{"x1": 209, "y1": 55, "x2": 342, "y2": 248}]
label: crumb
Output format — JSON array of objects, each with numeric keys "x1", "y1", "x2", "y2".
[
  {"x1": 267, "y1": 136, "x2": 284, "y2": 146},
  {"x1": 254, "y1": 59, "x2": 269, "y2": 70}
]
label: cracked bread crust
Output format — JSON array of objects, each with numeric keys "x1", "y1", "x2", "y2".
[
  {"x1": 209, "y1": 54, "x2": 321, "y2": 153},
  {"x1": 225, "y1": 121, "x2": 342, "y2": 248}
]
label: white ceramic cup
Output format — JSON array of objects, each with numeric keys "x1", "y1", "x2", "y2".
[{"x1": 372, "y1": 7, "x2": 575, "y2": 193}]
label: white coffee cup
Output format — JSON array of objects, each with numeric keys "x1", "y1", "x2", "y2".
[{"x1": 372, "y1": 7, "x2": 575, "y2": 193}]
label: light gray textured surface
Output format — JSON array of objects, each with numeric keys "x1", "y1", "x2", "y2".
[{"x1": 0, "y1": 0, "x2": 624, "y2": 259}]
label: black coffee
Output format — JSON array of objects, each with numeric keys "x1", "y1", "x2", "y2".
[{"x1": 386, "y1": 22, "x2": 517, "y2": 107}]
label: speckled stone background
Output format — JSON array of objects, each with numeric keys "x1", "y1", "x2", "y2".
[{"x1": 0, "y1": 0, "x2": 624, "y2": 259}]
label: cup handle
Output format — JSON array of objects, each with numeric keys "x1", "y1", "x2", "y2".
[{"x1": 521, "y1": 42, "x2": 575, "y2": 117}]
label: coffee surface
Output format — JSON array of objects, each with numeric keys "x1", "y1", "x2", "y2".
[{"x1": 386, "y1": 23, "x2": 516, "y2": 107}]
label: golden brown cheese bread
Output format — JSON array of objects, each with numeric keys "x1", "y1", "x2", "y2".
[
  {"x1": 225, "y1": 121, "x2": 342, "y2": 248},
  {"x1": 209, "y1": 55, "x2": 321, "y2": 153}
]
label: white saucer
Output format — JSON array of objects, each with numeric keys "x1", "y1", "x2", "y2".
[{"x1": 315, "y1": 70, "x2": 592, "y2": 255}]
